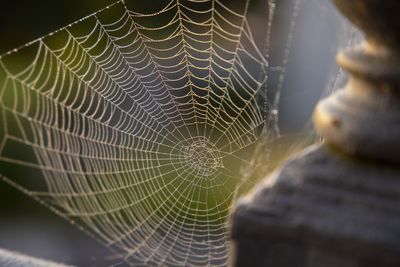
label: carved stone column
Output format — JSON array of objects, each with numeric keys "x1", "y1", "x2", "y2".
[{"x1": 229, "y1": 1, "x2": 400, "y2": 266}]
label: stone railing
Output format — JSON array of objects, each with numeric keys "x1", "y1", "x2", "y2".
[
  {"x1": 230, "y1": 0, "x2": 400, "y2": 266},
  {"x1": 0, "y1": 248, "x2": 72, "y2": 267}
]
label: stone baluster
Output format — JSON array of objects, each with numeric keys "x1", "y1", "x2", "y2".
[{"x1": 229, "y1": 0, "x2": 400, "y2": 266}]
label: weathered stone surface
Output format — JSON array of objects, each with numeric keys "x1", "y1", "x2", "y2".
[{"x1": 230, "y1": 145, "x2": 400, "y2": 267}]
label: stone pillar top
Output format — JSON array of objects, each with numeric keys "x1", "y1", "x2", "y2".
[{"x1": 314, "y1": 0, "x2": 400, "y2": 162}]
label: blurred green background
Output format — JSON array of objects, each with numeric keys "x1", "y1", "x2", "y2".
[{"x1": 0, "y1": 1, "x2": 127, "y2": 266}]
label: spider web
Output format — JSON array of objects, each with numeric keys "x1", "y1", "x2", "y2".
[{"x1": 0, "y1": 0, "x2": 357, "y2": 266}]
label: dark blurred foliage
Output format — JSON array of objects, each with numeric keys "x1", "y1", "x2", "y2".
[
  {"x1": 0, "y1": 0, "x2": 247, "y2": 55},
  {"x1": 0, "y1": 0, "x2": 115, "y2": 55}
]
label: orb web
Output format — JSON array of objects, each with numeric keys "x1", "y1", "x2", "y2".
[
  {"x1": 0, "y1": 0, "x2": 358, "y2": 265},
  {"x1": 173, "y1": 136, "x2": 222, "y2": 178}
]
